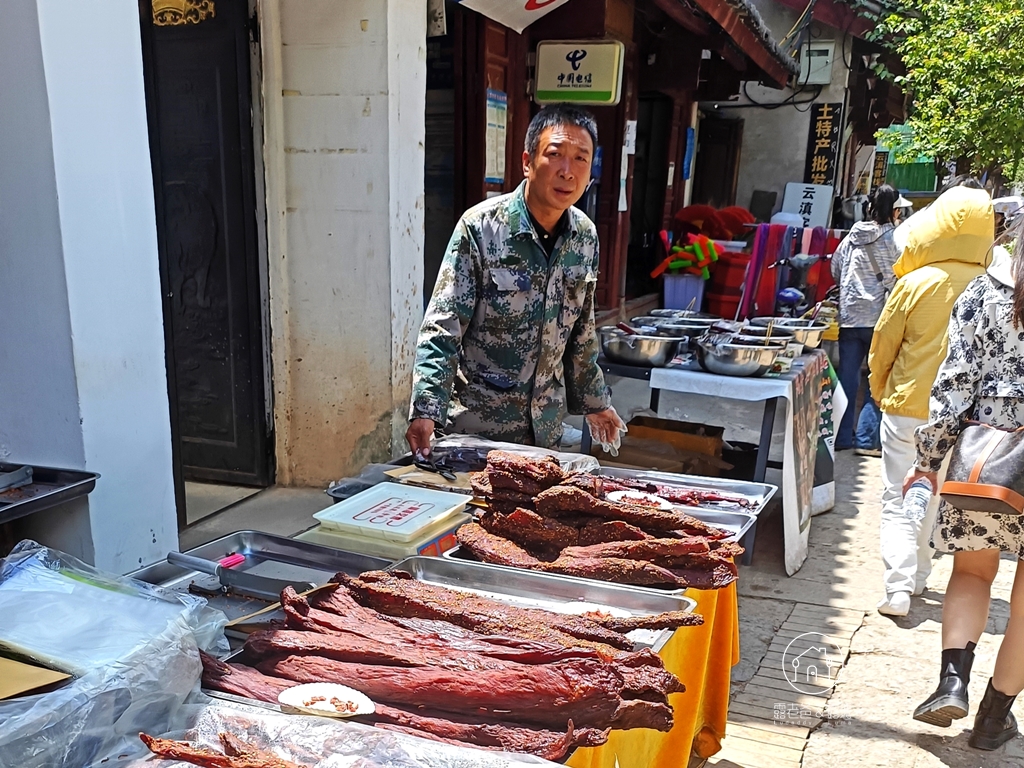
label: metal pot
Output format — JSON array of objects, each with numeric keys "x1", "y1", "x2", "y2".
[
  {"x1": 696, "y1": 341, "x2": 784, "y2": 377},
  {"x1": 749, "y1": 317, "x2": 829, "y2": 349},
  {"x1": 734, "y1": 326, "x2": 797, "y2": 346},
  {"x1": 649, "y1": 309, "x2": 721, "y2": 322},
  {"x1": 631, "y1": 316, "x2": 715, "y2": 340},
  {"x1": 599, "y1": 327, "x2": 682, "y2": 367}
]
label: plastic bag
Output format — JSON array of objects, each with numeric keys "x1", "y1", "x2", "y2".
[
  {"x1": 432, "y1": 434, "x2": 600, "y2": 474},
  {"x1": 94, "y1": 699, "x2": 560, "y2": 768},
  {"x1": 0, "y1": 541, "x2": 228, "y2": 768}
]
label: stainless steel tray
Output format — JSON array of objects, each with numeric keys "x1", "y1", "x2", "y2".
[
  {"x1": 595, "y1": 467, "x2": 777, "y2": 517},
  {"x1": 388, "y1": 555, "x2": 697, "y2": 652},
  {"x1": 0, "y1": 462, "x2": 99, "y2": 525},
  {"x1": 129, "y1": 530, "x2": 391, "y2": 625}
]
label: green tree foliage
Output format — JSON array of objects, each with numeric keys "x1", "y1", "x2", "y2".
[{"x1": 864, "y1": 1, "x2": 1024, "y2": 175}]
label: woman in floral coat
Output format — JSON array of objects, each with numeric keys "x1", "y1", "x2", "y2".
[{"x1": 909, "y1": 239, "x2": 1024, "y2": 751}]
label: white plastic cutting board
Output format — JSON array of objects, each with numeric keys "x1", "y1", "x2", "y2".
[{"x1": 313, "y1": 484, "x2": 470, "y2": 542}]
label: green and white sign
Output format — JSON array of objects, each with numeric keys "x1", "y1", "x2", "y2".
[{"x1": 535, "y1": 40, "x2": 625, "y2": 106}]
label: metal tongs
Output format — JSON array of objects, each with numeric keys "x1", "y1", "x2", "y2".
[{"x1": 413, "y1": 450, "x2": 458, "y2": 482}]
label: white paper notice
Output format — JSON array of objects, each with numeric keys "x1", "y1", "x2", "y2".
[
  {"x1": 618, "y1": 145, "x2": 629, "y2": 212},
  {"x1": 624, "y1": 120, "x2": 638, "y2": 154},
  {"x1": 485, "y1": 89, "x2": 508, "y2": 185}
]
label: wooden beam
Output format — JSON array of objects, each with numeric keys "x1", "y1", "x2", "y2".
[
  {"x1": 690, "y1": 0, "x2": 792, "y2": 87},
  {"x1": 651, "y1": 0, "x2": 715, "y2": 38}
]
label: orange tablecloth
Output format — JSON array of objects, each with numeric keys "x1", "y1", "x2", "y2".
[{"x1": 566, "y1": 582, "x2": 740, "y2": 768}]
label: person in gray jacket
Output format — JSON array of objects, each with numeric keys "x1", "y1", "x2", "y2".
[{"x1": 831, "y1": 185, "x2": 900, "y2": 450}]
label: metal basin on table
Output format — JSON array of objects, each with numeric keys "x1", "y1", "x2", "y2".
[
  {"x1": 599, "y1": 326, "x2": 682, "y2": 367},
  {"x1": 696, "y1": 341, "x2": 784, "y2": 377},
  {"x1": 749, "y1": 317, "x2": 829, "y2": 349}
]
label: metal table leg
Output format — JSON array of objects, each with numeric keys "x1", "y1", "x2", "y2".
[
  {"x1": 649, "y1": 387, "x2": 661, "y2": 413},
  {"x1": 753, "y1": 397, "x2": 780, "y2": 483},
  {"x1": 580, "y1": 420, "x2": 593, "y2": 455}
]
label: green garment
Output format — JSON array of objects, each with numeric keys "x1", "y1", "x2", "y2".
[{"x1": 410, "y1": 181, "x2": 610, "y2": 448}]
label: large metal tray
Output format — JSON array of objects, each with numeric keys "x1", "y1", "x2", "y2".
[
  {"x1": 129, "y1": 530, "x2": 391, "y2": 626},
  {"x1": 388, "y1": 555, "x2": 697, "y2": 652},
  {"x1": 595, "y1": 467, "x2": 777, "y2": 517},
  {"x1": 0, "y1": 462, "x2": 99, "y2": 525}
]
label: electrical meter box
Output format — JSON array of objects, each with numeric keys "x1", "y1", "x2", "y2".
[{"x1": 799, "y1": 42, "x2": 835, "y2": 86}]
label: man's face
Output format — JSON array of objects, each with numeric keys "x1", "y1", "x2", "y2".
[{"x1": 523, "y1": 124, "x2": 594, "y2": 213}]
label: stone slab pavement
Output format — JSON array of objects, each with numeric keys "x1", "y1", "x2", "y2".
[{"x1": 594, "y1": 380, "x2": 1023, "y2": 768}]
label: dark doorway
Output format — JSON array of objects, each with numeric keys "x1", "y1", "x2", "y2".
[
  {"x1": 625, "y1": 94, "x2": 673, "y2": 299},
  {"x1": 691, "y1": 115, "x2": 743, "y2": 208},
  {"x1": 139, "y1": 0, "x2": 272, "y2": 519},
  {"x1": 424, "y1": 11, "x2": 457, "y2": 299}
]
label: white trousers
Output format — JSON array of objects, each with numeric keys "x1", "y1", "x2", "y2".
[{"x1": 880, "y1": 413, "x2": 941, "y2": 596}]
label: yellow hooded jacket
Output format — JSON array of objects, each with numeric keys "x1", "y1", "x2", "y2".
[{"x1": 868, "y1": 187, "x2": 994, "y2": 419}]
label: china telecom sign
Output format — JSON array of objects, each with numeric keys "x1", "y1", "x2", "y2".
[{"x1": 535, "y1": 40, "x2": 625, "y2": 106}]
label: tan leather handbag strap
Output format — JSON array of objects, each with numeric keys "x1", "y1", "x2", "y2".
[{"x1": 969, "y1": 429, "x2": 1008, "y2": 483}]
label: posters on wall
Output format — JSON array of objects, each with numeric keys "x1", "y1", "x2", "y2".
[
  {"x1": 803, "y1": 102, "x2": 843, "y2": 187},
  {"x1": 484, "y1": 89, "x2": 507, "y2": 185}
]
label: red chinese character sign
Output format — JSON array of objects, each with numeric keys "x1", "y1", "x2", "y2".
[
  {"x1": 456, "y1": 0, "x2": 573, "y2": 34},
  {"x1": 803, "y1": 102, "x2": 843, "y2": 187}
]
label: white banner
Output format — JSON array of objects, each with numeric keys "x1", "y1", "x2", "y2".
[{"x1": 457, "y1": 0, "x2": 573, "y2": 34}]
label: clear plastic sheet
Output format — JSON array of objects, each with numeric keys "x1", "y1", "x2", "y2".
[
  {"x1": 96, "y1": 700, "x2": 560, "y2": 768},
  {"x1": 432, "y1": 434, "x2": 600, "y2": 474},
  {"x1": 0, "y1": 541, "x2": 229, "y2": 768}
]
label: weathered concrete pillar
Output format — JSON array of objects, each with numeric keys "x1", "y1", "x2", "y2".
[{"x1": 265, "y1": 0, "x2": 426, "y2": 485}]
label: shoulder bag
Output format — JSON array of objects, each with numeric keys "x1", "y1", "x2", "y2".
[{"x1": 941, "y1": 423, "x2": 1024, "y2": 515}]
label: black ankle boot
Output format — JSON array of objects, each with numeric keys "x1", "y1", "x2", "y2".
[
  {"x1": 913, "y1": 642, "x2": 976, "y2": 727},
  {"x1": 969, "y1": 679, "x2": 1018, "y2": 750}
]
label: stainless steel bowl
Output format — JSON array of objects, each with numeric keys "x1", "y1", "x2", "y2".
[
  {"x1": 599, "y1": 327, "x2": 682, "y2": 367},
  {"x1": 749, "y1": 317, "x2": 829, "y2": 349},
  {"x1": 631, "y1": 316, "x2": 714, "y2": 339},
  {"x1": 734, "y1": 326, "x2": 797, "y2": 346},
  {"x1": 696, "y1": 341, "x2": 784, "y2": 377},
  {"x1": 649, "y1": 309, "x2": 721, "y2": 322}
]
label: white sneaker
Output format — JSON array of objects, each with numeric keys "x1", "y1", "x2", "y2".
[
  {"x1": 560, "y1": 423, "x2": 583, "y2": 449},
  {"x1": 913, "y1": 578, "x2": 927, "y2": 596},
  {"x1": 877, "y1": 591, "x2": 911, "y2": 617}
]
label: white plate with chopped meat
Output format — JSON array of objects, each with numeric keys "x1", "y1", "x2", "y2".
[
  {"x1": 605, "y1": 490, "x2": 673, "y2": 510},
  {"x1": 278, "y1": 683, "x2": 375, "y2": 717}
]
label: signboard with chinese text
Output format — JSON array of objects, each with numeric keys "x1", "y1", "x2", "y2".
[
  {"x1": 803, "y1": 102, "x2": 843, "y2": 187},
  {"x1": 782, "y1": 183, "x2": 834, "y2": 228},
  {"x1": 871, "y1": 150, "x2": 889, "y2": 191},
  {"x1": 535, "y1": 40, "x2": 625, "y2": 105},
  {"x1": 485, "y1": 89, "x2": 508, "y2": 184},
  {"x1": 456, "y1": 0, "x2": 572, "y2": 34}
]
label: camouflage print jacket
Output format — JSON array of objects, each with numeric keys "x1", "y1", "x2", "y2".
[{"x1": 410, "y1": 181, "x2": 610, "y2": 448}]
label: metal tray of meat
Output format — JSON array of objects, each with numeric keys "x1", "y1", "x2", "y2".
[
  {"x1": 388, "y1": 555, "x2": 697, "y2": 653},
  {"x1": 594, "y1": 467, "x2": 777, "y2": 517},
  {"x1": 0, "y1": 462, "x2": 100, "y2": 525},
  {"x1": 129, "y1": 530, "x2": 391, "y2": 627}
]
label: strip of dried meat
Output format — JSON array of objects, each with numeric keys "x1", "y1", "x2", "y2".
[
  {"x1": 535, "y1": 486, "x2": 684, "y2": 531},
  {"x1": 578, "y1": 520, "x2": 652, "y2": 545},
  {"x1": 456, "y1": 522, "x2": 543, "y2": 568},
  {"x1": 560, "y1": 537, "x2": 710, "y2": 561},
  {"x1": 668, "y1": 564, "x2": 738, "y2": 589},
  {"x1": 259, "y1": 653, "x2": 624, "y2": 730},
  {"x1": 486, "y1": 450, "x2": 565, "y2": 487},
  {"x1": 363, "y1": 704, "x2": 607, "y2": 760},
  {"x1": 139, "y1": 732, "x2": 303, "y2": 768},
  {"x1": 344, "y1": 570, "x2": 634, "y2": 650},
  {"x1": 541, "y1": 556, "x2": 683, "y2": 587},
  {"x1": 591, "y1": 611, "x2": 704, "y2": 633},
  {"x1": 618, "y1": 665, "x2": 686, "y2": 698},
  {"x1": 200, "y1": 651, "x2": 293, "y2": 703},
  {"x1": 560, "y1": 473, "x2": 605, "y2": 497},
  {"x1": 609, "y1": 700, "x2": 675, "y2": 731},
  {"x1": 659, "y1": 551, "x2": 739, "y2": 574},
  {"x1": 673, "y1": 513, "x2": 732, "y2": 540},
  {"x1": 709, "y1": 540, "x2": 746, "y2": 559},
  {"x1": 479, "y1": 508, "x2": 579, "y2": 551}
]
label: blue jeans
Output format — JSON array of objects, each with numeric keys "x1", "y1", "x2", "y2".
[
  {"x1": 837, "y1": 327, "x2": 875, "y2": 449},
  {"x1": 855, "y1": 394, "x2": 881, "y2": 450}
]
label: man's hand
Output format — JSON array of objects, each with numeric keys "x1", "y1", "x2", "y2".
[
  {"x1": 406, "y1": 418, "x2": 437, "y2": 457},
  {"x1": 586, "y1": 407, "x2": 626, "y2": 446},
  {"x1": 903, "y1": 467, "x2": 938, "y2": 498}
]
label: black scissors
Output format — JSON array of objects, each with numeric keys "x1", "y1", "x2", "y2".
[{"x1": 413, "y1": 450, "x2": 458, "y2": 482}]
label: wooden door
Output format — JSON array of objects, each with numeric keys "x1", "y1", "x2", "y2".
[
  {"x1": 691, "y1": 115, "x2": 744, "y2": 208},
  {"x1": 139, "y1": 0, "x2": 271, "y2": 493}
]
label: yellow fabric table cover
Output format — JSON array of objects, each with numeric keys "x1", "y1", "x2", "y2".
[{"x1": 566, "y1": 582, "x2": 739, "y2": 768}]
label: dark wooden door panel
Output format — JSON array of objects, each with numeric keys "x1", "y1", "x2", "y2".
[{"x1": 141, "y1": 0, "x2": 271, "y2": 488}]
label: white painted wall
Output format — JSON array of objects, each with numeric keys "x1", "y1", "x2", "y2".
[
  {"x1": 264, "y1": 0, "x2": 426, "y2": 485},
  {"x1": 0, "y1": 0, "x2": 179, "y2": 572},
  {"x1": 712, "y1": 0, "x2": 852, "y2": 215}
]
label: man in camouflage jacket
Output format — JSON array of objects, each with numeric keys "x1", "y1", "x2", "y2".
[{"x1": 406, "y1": 105, "x2": 624, "y2": 452}]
